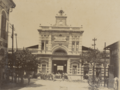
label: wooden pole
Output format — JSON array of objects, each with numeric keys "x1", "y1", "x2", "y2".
[
  {"x1": 92, "y1": 38, "x2": 97, "y2": 85},
  {"x1": 11, "y1": 24, "x2": 14, "y2": 82},
  {"x1": 12, "y1": 25, "x2": 14, "y2": 56},
  {"x1": 104, "y1": 42, "x2": 106, "y2": 87}
]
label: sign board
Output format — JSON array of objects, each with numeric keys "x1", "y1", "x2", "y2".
[
  {"x1": 54, "y1": 36, "x2": 66, "y2": 41},
  {"x1": 57, "y1": 66, "x2": 63, "y2": 70}
]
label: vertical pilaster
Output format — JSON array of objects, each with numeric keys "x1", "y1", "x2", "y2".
[
  {"x1": 48, "y1": 34, "x2": 51, "y2": 51},
  {"x1": 37, "y1": 68, "x2": 39, "y2": 74},
  {"x1": 40, "y1": 63, "x2": 42, "y2": 72},
  {"x1": 5, "y1": 20, "x2": 8, "y2": 54},
  {"x1": 81, "y1": 65, "x2": 84, "y2": 80},
  {"x1": 68, "y1": 34, "x2": 72, "y2": 52},
  {"x1": 38, "y1": 33, "x2": 41, "y2": 53},
  {"x1": 94, "y1": 65, "x2": 96, "y2": 76},
  {"x1": 6, "y1": 20, "x2": 8, "y2": 42},
  {"x1": 106, "y1": 64, "x2": 108, "y2": 76},
  {"x1": 37, "y1": 64, "x2": 40, "y2": 74},
  {"x1": 101, "y1": 64, "x2": 105, "y2": 86},
  {"x1": 79, "y1": 35, "x2": 82, "y2": 53},
  {"x1": 0, "y1": 13, "x2": 1, "y2": 37},
  {"x1": 79, "y1": 60, "x2": 81, "y2": 75},
  {"x1": 49, "y1": 58, "x2": 52, "y2": 74},
  {"x1": 75, "y1": 41, "x2": 76, "y2": 52},
  {"x1": 67, "y1": 59, "x2": 70, "y2": 74}
]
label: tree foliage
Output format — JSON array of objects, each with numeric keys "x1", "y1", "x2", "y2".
[
  {"x1": 81, "y1": 49, "x2": 103, "y2": 64},
  {"x1": 0, "y1": 56, "x2": 7, "y2": 68},
  {"x1": 14, "y1": 48, "x2": 38, "y2": 71}
]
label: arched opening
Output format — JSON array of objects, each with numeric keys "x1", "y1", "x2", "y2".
[
  {"x1": 1, "y1": 11, "x2": 6, "y2": 40},
  {"x1": 53, "y1": 49, "x2": 67, "y2": 55},
  {"x1": 52, "y1": 48, "x2": 67, "y2": 74}
]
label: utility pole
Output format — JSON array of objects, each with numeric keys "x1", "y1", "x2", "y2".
[
  {"x1": 92, "y1": 38, "x2": 97, "y2": 50},
  {"x1": 14, "y1": 33, "x2": 17, "y2": 83},
  {"x1": 15, "y1": 33, "x2": 18, "y2": 51},
  {"x1": 11, "y1": 24, "x2": 15, "y2": 82},
  {"x1": 104, "y1": 42, "x2": 106, "y2": 87},
  {"x1": 92, "y1": 38, "x2": 97, "y2": 86},
  {"x1": 11, "y1": 25, "x2": 14, "y2": 55}
]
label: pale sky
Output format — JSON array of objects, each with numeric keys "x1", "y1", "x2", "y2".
[{"x1": 8, "y1": 0, "x2": 120, "y2": 50}]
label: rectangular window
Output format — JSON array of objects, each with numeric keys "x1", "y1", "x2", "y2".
[
  {"x1": 72, "y1": 41, "x2": 75, "y2": 45},
  {"x1": 72, "y1": 41, "x2": 75, "y2": 51},
  {"x1": 45, "y1": 40, "x2": 48, "y2": 51},
  {"x1": 46, "y1": 40, "x2": 48, "y2": 44},
  {"x1": 41, "y1": 41, "x2": 44, "y2": 50},
  {"x1": 76, "y1": 41, "x2": 79, "y2": 51},
  {"x1": 42, "y1": 64, "x2": 46, "y2": 73},
  {"x1": 76, "y1": 41, "x2": 79, "y2": 45}
]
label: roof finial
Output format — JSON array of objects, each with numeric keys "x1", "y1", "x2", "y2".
[{"x1": 59, "y1": 10, "x2": 64, "y2": 16}]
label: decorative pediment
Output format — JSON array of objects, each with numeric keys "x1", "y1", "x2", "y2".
[
  {"x1": 70, "y1": 59, "x2": 81, "y2": 64},
  {"x1": 39, "y1": 58, "x2": 49, "y2": 63},
  {"x1": 53, "y1": 49, "x2": 67, "y2": 55}
]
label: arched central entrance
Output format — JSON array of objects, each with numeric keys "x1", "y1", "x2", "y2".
[{"x1": 52, "y1": 49, "x2": 67, "y2": 74}]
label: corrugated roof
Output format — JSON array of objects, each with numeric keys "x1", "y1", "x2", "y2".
[{"x1": 105, "y1": 40, "x2": 120, "y2": 50}]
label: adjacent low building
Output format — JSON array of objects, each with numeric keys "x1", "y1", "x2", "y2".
[{"x1": 105, "y1": 41, "x2": 120, "y2": 89}]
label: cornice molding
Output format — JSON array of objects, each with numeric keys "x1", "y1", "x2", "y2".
[{"x1": 38, "y1": 29, "x2": 84, "y2": 34}]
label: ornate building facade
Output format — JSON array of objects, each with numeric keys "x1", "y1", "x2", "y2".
[
  {"x1": 36, "y1": 10, "x2": 84, "y2": 74},
  {"x1": 0, "y1": 0, "x2": 15, "y2": 82}
]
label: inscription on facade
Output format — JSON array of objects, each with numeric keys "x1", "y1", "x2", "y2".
[
  {"x1": 52, "y1": 57, "x2": 68, "y2": 60},
  {"x1": 54, "y1": 36, "x2": 66, "y2": 42}
]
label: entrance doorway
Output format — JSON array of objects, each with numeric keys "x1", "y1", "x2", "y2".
[{"x1": 52, "y1": 60, "x2": 67, "y2": 74}]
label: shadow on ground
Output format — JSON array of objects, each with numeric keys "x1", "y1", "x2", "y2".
[
  {"x1": 1, "y1": 79, "x2": 45, "y2": 90},
  {"x1": 88, "y1": 87, "x2": 99, "y2": 90},
  {"x1": 73, "y1": 80, "x2": 87, "y2": 82},
  {"x1": 82, "y1": 86, "x2": 100, "y2": 90}
]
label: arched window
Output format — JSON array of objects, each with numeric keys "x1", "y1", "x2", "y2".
[{"x1": 1, "y1": 11, "x2": 6, "y2": 40}]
